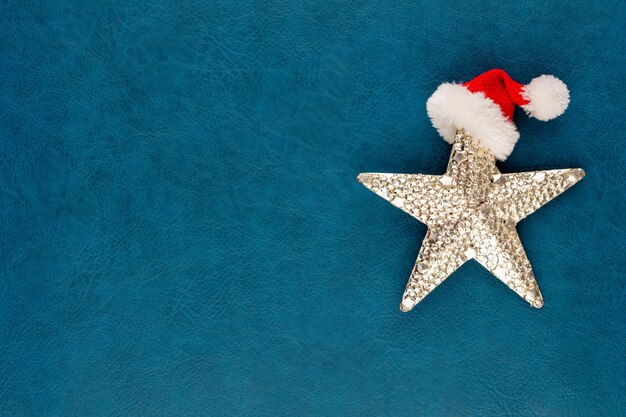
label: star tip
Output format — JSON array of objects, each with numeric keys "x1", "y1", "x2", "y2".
[
  {"x1": 400, "y1": 298, "x2": 416, "y2": 312},
  {"x1": 577, "y1": 168, "x2": 585, "y2": 179},
  {"x1": 357, "y1": 173, "x2": 371, "y2": 185},
  {"x1": 531, "y1": 299, "x2": 544, "y2": 309}
]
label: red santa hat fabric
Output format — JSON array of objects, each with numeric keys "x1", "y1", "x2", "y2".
[{"x1": 426, "y1": 69, "x2": 570, "y2": 161}]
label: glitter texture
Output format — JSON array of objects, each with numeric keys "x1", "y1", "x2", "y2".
[{"x1": 358, "y1": 129, "x2": 584, "y2": 311}]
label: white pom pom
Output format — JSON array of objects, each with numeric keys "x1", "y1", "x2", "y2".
[{"x1": 521, "y1": 75, "x2": 570, "y2": 121}]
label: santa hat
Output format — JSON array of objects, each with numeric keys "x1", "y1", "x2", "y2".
[{"x1": 426, "y1": 69, "x2": 569, "y2": 161}]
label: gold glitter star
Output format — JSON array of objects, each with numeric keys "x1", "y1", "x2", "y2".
[{"x1": 358, "y1": 129, "x2": 584, "y2": 312}]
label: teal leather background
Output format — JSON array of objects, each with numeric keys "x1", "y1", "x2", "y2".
[{"x1": 1, "y1": 1, "x2": 625, "y2": 416}]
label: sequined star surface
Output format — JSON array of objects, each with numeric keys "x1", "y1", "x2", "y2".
[{"x1": 358, "y1": 129, "x2": 584, "y2": 312}]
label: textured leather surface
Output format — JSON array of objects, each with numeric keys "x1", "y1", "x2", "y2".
[{"x1": 1, "y1": 1, "x2": 624, "y2": 416}]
